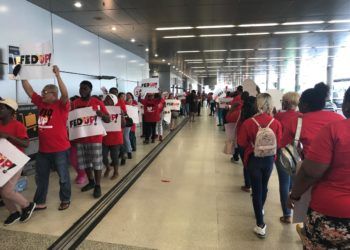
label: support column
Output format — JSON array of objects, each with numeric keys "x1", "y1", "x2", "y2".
[
  {"x1": 295, "y1": 65, "x2": 300, "y2": 92},
  {"x1": 265, "y1": 67, "x2": 269, "y2": 91},
  {"x1": 276, "y1": 67, "x2": 281, "y2": 90},
  {"x1": 327, "y1": 57, "x2": 334, "y2": 100}
]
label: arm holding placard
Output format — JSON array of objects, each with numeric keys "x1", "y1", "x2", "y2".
[
  {"x1": 21, "y1": 80, "x2": 34, "y2": 98},
  {"x1": 53, "y1": 66, "x2": 68, "y2": 104},
  {"x1": 0, "y1": 132, "x2": 29, "y2": 148}
]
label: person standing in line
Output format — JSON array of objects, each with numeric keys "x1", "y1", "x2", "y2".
[
  {"x1": 118, "y1": 92, "x2": 132, "y2": 163},
  {"x1": 126, "y1": 92, "x2": 138, "y2": 152},
  {"x1": 288, "y1": 87, "x2": 350, "y2": 250},
  {"x1": 168, "y1": 93, "x2": 179, "y2": 131},
  {"x1": 238, "y1": 93, "x2": 282, "y2": 238},
  {"x1": 197, "y1": 92, "x2": 202, "y2": 116},
  {"x1": 71, "y1": 81, "x2": 110, "y2": 198},
  {"x1": 0, "y1": 99, "x2": 36, "y2": 225},
  {"x1": 274, "y1": 92, "x2": 300, "y2": 224},
  {"x1": 140, "y1": 93, "x2": 162, "y2": 143},
  {"x1": 185, "y1": 91, "x2": 191, "y2": 117},
  {"x1": 154, "y1": 93, "x2": 165, "y2": 141},
  {"x1": 21, "y1": 65, "x2": 71, "y2": 211},
  {"x1": 187, "y1": 90, "x2": 197, "y2": 122}
]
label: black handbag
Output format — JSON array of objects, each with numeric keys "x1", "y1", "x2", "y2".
[{"x1": 125, "y1": 116, "x2": 134, "y2": 127}]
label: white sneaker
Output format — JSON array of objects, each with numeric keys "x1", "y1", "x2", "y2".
[{"x1": 253, "y1": 224, "x2": 267, "y2": 238}]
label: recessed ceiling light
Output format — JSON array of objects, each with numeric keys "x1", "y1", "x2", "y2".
[
  {"x1": 285, "y1": 46, "x2": 311, "y2": 50},
  {"x1": 238, "y1": 23, "x2": 279, "y2": 27},
  {"x1": 155, "y1": 54, "x2": 158, "y2": 57},
  {"x1": 162, "y1": 59, "x2": 166, "y2": 62},
  {"x1": 314, "y1": 29, "x2": 350, "y2": 33},
  {"x1": 203, "y1": 50, "x2": 227, "y2": 52},
  {"x1": 163, "y1": 35, "x2": 196, "y2": 39},
  {"x1": 156, "y1": 26, "x2": 194, "y2": 31},
  {"x1": 274, "y1": 31, "x2": 310, "y2": 34},
  {"x1": 172, "y1": 66, "x2": 175, "y2": 68},
  {"x1": 80, "y1": 40, "x2": 91, "y2": 45},
  {"x1": 74, "y1": 1, "x2": 82, "y2": 8},
  {"x1": 282, "y1": 21, "x2": 324, "y2": 25},
  {"x1": 236, "y1": 32, "x2": 270, "y2": 36},
  {"x1": 248, "y1": 57, "x2": 267, "y2": 60},
  {"x1": 230, "y1": 49, "x2": 254, "y2": 51},
  {"x1": 104, "y1": 49, "x2": 113, "y2": 54},
  {"x1": 0, "y1": 5, "x2": 8, "y2": 12},
  {"x1": 111, "y1": 26, "x2": 116, "y2": 31},
  {"x1": 131, "y1": 38, "x2": 136, "y2": 43},
  {"x1": 199, "y1": 34, "x2": 232, "y2": 37},
  {"x1": 185, "y1": 59, "x2": 203, "y2": 62},
  {"x1": 53, "y1": 28, "x2": 63, "y2": 34},
  {"x1": 196, "y1": 25, "x2": 235, "y2": 29},
  {"x1": 168, "y1": 63, "x2": 171, "y2": 65},
  {"x1": 257, "y1": 48, "x2": 283, "y2": 51},
  {"x1": 177, "y1": 50, "x2": 200, "y2": 53},
  {"x1": 145, "y1": 48, "x2": 149, "y2": 52},
  {"x1": 328, "y1": 19, "x2": 350, "y2": 24}
]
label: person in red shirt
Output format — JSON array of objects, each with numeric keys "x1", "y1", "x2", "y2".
[
  {"x1": 0, "y1": 99, "x2": 36, "y2": 225},
  {"x1": 237, "y1": 93, "x2": 282, "y2": 238},
  {"x1": 21, "y1": 65, "x2": 71, "y2": 211},
  {"x1": 288, "y1": 87, "x2": 350, "y2": 249},
  {"x1": 102, "y1": 94, "x2": 123, "y2": 180},
  {"x1": 118, "y1": 92, "x2": 132, "y2": 165},
  {"x1": 71, "y1": 81, "x2": 110, "y2": 198},
  {"x1": 155, "y1": 93, "x2": 165, "y2": 141},
  {"x1": 274, "y1": 92, "x2": 301, "y2": 224},
  {"x1": 140, "y1": 93, "x2": 162, "y2": 144},
  {"x1": 126, "y1": 92, "x2": 138, "y2": 151}
]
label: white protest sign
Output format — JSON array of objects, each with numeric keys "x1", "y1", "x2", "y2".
[
  {"x1": 242, "y1": 79, "x2": 258, "y2": 97},
  {"x1": 163, "y1": 107, "x2": 171, "y2": 124},
  {"x1": 68, "y1": 107, "x2": 106, "y2": 140},
  {"x1": 134, "y1": 86, "x2": 142, "y2": 98},
  {"x1": 103, "y1": 106, "x2": 121, "y2": 132},
  {"x1": 219, "y1": 97, "x2": 233, "y2": 109},
  {"x1": 126, "y1": 105, "x2": 140, "y2": 124},
  {"x1": 17, "y1": 41, "x2": 54, "y2": 80},
  {"x1": 141, "y1": 78, "x2": 159, "y2": 95},
  {"x1": 165, "y1": 100, "x2": 181, "y2": 111},
  {"x1": 266, "y1": 89, "x2": 283, "y2": 111},
  {"x1": 0, "y1": 139, "x2": 30, "y2": 187}
]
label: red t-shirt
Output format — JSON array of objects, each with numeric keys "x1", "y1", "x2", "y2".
[
  {"x1": 307, "y1": 119, "x2": 350, "y2": 218},
  {"x1": 237, "y1": 113, "x2": 282, "y2": 166},
  {"x1": 281, "y1": 110, "x2": 344, "y2": 158},
  {"x1": 72, "y1": 97, "x2": 109, "y2": 144},
  {"x1": 274, "y1": 109, "x2": 300, "y2": 136},
  {"x1": 0, "y1": 119, "x2": 28, "y2": 152},
  {"x1": 226, "y1": 99, "x2": 243, "y2": 124},
  {"x1": 32, "y1": 92, "x2": 70, "y2": 153},
  {"x1": 140, "y1": 99, "x2": 162, "y2": 122}
]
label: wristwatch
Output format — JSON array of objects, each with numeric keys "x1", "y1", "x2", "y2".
[{"x1": 289, "y1": 194, "x2": 301, "y2": 201}]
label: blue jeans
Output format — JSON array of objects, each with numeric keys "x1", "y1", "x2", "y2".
[
  {"x1": 247, "y1": 155, "x2": 274, "y2": 226},
  {"x1": 129, "y1": 131, "x2": 136, "y2": 151},
  {"x1": 123, "y1": 127, "x2": 132, "y2": 153},
  {"x1": 276, "y1": 161, "x2": 293, "y2": 217},
  {"x1": 217, "y1": 108, "x2": 224, "y2": 125},
  {"x1": 34, "y1": 149, "x2": 71, "y2": 204}
]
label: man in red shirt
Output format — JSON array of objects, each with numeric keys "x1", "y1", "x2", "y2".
[
  {"x1": 71, "y1": 81, "x2": 110, "y2": 198},
  {"x1": 21, "y1": 65, "x2": 71, "y2": 211}
]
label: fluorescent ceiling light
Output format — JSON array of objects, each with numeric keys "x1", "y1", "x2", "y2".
[
  {"x1": 248, "y1": 57, "x2": 267, "y2": 60},
  {"x1": 103, "y1": 49, "x2": 113, "y2": 54},
  {"x1": 274, "y1": 31, "x2": 309, "y2": 34},
  {"x1": 191, "y1": 67, "x2": 205, "y2": 68},
  {"x1": 314, "y1": 29, "x2": 349, "y2": 33},
  {"x1": 206, "y1": 61, "x2": 224, "y2": 63},
  {"x1": 230, "y1": 49, "x2": 254, "y2": 51},
  {"x1": 116, "y1": 55, "x2": 126, "y2": 59},
  {"x1": 185, "y1": 59, "x2": 203, "y2": 62},
  {"x1": 0, "y1": 5, "x2": 9, "y2": 12},
  {"x1": 282, "y1": 21, "x2": 324, "y2": 25},
  {"x1": 285, "y1": 46, "x2": 311, "y2": 50},
  {"x1": 53, "y1": 28, "x2": 63, "y2": 34},
  {"x1": 315, "y1": 45, "x2": 344, "y2": 49},
  {"x1": 238, "y1": 23, "x2": 279, "y2": 27},
  {"x1": 206, "y1": 59, "x2": 225, "y2": 61},
  {"x1": 74, "y1": 2, "x2": 82, "y2": 8},
  {"x1": 224, "y1": 66, "x2": 239, "y2": 68},
  {"x1": 267, "y1": 59, "x2": 285, "y2": 61},
  {"x1": 328, "y1": 19, "x2": 350, "y2": 24},
  {"x1": 156, "y1": 26, "x2": 193, "y2": 31},
  {"x1": 203, "y1": 50, "x2": 227, "y2": 52},
  {"x1": 207, "y1": 66, "x2": 221, "y2": 68},
  {"x1": 129, "y1": 60, "x2": 137, "y2": 63},
  {"x1": 177, "y1": 50, "x2": 200, "y2": 53},
  {"x1": 196, "y1": 25, "x2": 234, "y2": 29},
  {"x1": 270, "y1": 57, "x2": 288, "y2": 59},
  {"x1": 199, "y1": 34, "x2": 232, "y2": 37},
  {"x1": 168, "y1": 63, "x2": 171, "y2": 65},
  {"x1": 154, "y1": 54, "x2": 158, "y2": 57},
  {"x1": 187, "y1": 62, "x2": 204, "y2": 64},
  {"x1": 163, "y1": 35, "x2": 196, "y2": 39},
  {"x1": 258, "y1": 48, "x2": 282, "y2": 51},
  {"x1": 236, "y1": 32, "x2": 270, "y2": 36}
]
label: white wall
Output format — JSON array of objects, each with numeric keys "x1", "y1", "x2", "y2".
[{"x1": 0, "y1": 0, "x2": 148, "y2": 103}]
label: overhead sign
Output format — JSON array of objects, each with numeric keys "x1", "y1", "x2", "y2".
[
  {"x1": 103, "y1": 106, "x2": 121, "y2": 132},
  {"x1": 68, "y1": 107, "x2": 106, "y2": 140},
  {"x1": 165, "y1": 100, "x2": 181, "y2": 111},
  {"x1": 141, "y1": 78, "x2": 159, "y2": 95},
  {"x1": 0, "y1": 139, "x2": 30, "y2": 187}
]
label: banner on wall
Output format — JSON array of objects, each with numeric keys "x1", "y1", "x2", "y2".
[
  {"x1": 163, "y1": 107, "x2": 171, "y2": 124},
  {"x1": 0, "y1": 139, "x2": 30, "y2": 187},
  {"x1": 218, "y1": 97, "x2": 233, "y2": 109},
  {"x1": 103, "y1": 106, "x2": 121, "y2": 132},
  {"x1": 140, "y1": 78, "x2": 159, "y2": 95},
  {"x1": 126, "y1": 105, "x2": 140, "y2": 124},
  {"x1": 8, "y1": 42, "x2": 54, "y2": 80},
  {"x1": 68, "y1": 107, "x2": 106, "y2": 140},
  {"x1": 165, "y1": 100, "x2": 181, "y2": 111}
]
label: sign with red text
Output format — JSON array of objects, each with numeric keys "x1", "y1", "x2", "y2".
[
  {"x1": 126, "y1": 105, "x2": 140, "y2": 124},
  {"x1": 0, "y1": 139, "x2": 30, "y2": 187},
  {"x1": 219, "y1": 97, "x2": 233, "y2": 108},
  {"x1": 68, "y1": 107, "x2": 106, "y2": 140},
  {"x1": 13, "y1": 41, "x2": 54, "y2": 80},
  {"x1": 141, "y1": 78, "x2": 159, "y2": 95},
  {"x1": 103, "y1": 106, "x2": 121, "y2": 132},
  {"x1": 134, "y1": 86, "x2": 142, "y2": 97},
  {"x1": 165, "y1": 100, "x2": 181, "y2": 111},
  {"x1": 163, "y1": 107, "x2": 171, "y2": 124}
]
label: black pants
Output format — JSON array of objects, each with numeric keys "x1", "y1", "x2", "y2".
[
  {"x1": 144, "y1": 122, "x2": 156, "y2": 140},
  {"x1": 102, "y1": 145, "x2": 121, "y2": 167},
  {"x1": 130, "y1": 131, "x2": 136, "y2": 151}
]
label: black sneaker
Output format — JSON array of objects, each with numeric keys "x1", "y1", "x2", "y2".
[
  {"x1": 127, "y1": 153, "x2": 132, "y2": 159},
  {"x1": 121, "y1": 159, "x2": 126, "y2": 166},
  {"x1": 4, "y1": 212, "x2": 21, "y2": 226},
  {"x1": 20, "y1": 202, "x2": 36, "y2": 223},
  {"x1": 93, "y1": 185, "x2": 102, "y2": 198},
  {"x1": 81, "y1": 181, "x2": 95, "y2": 192}
]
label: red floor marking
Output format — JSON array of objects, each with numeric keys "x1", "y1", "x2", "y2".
[{"x1": 161, "y1": 179, "x2": 171, "y2": 183}]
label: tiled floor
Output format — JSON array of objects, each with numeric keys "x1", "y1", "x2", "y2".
[{"x1": 86, "y1": 112, "x2": 303, "y2": 250}]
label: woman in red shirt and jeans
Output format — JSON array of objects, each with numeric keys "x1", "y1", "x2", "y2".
[
  {"x1": 238, "y1": 93, "x2": 282, "y2": 238},
  {"x1": 288, "y1": 87, "x2": 350, "y2": 249}
]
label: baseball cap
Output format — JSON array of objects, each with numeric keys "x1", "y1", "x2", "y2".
[
  {"x1": 0, "y1": 98, "x2": 18, "y2": 111},
  {"x1": 102, "y1": 94, "x2": 118, "y2": 105}
]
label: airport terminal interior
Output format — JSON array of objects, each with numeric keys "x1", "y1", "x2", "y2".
[{"x1": 0, "y1": 0, "x2": 350, "y2": 249}]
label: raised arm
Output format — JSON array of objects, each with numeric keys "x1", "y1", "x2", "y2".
[
  {"x1": 53, "y1": 65, "x2": 69, "y2": 104},
  {"x1": 21, "y1": 80, "x2": 34, "y2": 98}
]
